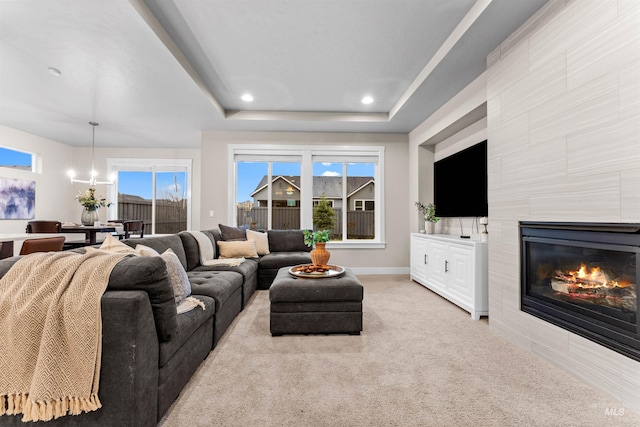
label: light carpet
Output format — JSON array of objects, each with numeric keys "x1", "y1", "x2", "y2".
[{"x1": 158, "y1": 275, "x2": 640, "y2": 427}]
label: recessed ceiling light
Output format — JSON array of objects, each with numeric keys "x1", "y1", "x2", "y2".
[
  {"x1": 361, "y1": 96, "x2": 374, "y2": 105},
  {"x1": 48, "y1": 67, "x2": 61, "y2": 76},
  {"x1": 241, "y1": 93, "x2": 254, "y2": 102}
]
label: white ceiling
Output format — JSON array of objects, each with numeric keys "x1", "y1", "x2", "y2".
[{"x1": 0, "y1": 0, "x2": 548, "y2": 149}]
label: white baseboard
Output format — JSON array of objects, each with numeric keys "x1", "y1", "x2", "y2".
[{"x1": 349, "y1": 267, "x2": 410, "y2": 275}]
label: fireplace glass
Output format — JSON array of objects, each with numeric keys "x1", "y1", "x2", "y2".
[
  {"x1": 525, "y1": 241, "x2": 637, "y2": 326},
  {"x1": 520, "y1": 222, "x2": 640, "y2": 361}
]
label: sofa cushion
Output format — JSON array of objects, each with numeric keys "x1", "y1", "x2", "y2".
[
  {"x1": 259, "y1": 251, "x2": 313, "y2": 270},
  {"x1": 247, "y1": 229, "x2": 270, "y2": 255},
  {"x1": 159, "y1": 295, "x2": 214, "y2": 367},
  {"x1": 187, "y1": 270, "x2": 243, "y2": 310},
  {"x1": 123, "y1": 235, "x2": 188, "y2": 270},
  {"x1": 219, "y1": 224, "x2": 247, "y2": 241},
  {"x1": 267, "y1": 229, "x2": 311, "y2": 252},
  {"x1": 107, "y1": 255, "x2": 178, "y2": 341},
  {"x1": 193, "y1": 257, "x2": 259, "y2": 283},
  {"x1": 217, "y1": 240, "x2": 259, "y2": 259},
  {"x1": 178, "y1": 231, "x2": 215, "y2": 271}
]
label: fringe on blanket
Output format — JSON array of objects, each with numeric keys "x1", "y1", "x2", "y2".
[{"x1": 1, "y1": 392, "x2": 102, "y2": 421}]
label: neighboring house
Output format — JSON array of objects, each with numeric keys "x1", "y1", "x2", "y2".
[{"x1": 249, "y1": 176, "x2": 375, "y2": 210}]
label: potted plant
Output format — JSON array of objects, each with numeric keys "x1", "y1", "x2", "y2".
[
  {"x1": 304, "y1": 195, "x2": 336, "y2": 265},
  {"x1": 76, "y1": 187, "x2": 112, "y2": 225},
  {"x1": 304, "y1": 230, "x2": 331, "y2": 266},
  {"x1": 415, "y1": 201, "x2": 439, "y2": 234}
]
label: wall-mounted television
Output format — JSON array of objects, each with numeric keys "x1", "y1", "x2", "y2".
[{"x1": 433, "y1": 140, "x2": 488, "y2": 217}]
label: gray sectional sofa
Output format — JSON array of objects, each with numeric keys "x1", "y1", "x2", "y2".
[{"x1": 0, "y1": 228, "x2": 311, "y2": 427}]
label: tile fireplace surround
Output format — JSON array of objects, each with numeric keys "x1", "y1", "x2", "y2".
[{"x1": 486, "y1": 0, "x2": 640, "y2": 414}]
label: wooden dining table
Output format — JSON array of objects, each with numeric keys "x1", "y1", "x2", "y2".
[{"x1": 60, "y1": 225, "x2": 117, "y2": 245}]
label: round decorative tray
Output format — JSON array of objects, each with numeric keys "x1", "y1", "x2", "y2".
[{"x1": 288, "y1": 264, "x2": 345, "y2": 279}]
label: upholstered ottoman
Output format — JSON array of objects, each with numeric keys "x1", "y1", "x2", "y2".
[{"x1": 269, "y1": 266, "x2": 363, "y2": 336}]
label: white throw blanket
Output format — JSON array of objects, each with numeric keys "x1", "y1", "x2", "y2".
[{"x1": 186, "y1": 231, "x2": 245, "y2": 267}]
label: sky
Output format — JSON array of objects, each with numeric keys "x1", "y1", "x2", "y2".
[
  {"x1": 118, "y1": 171, "x2": 187, "y2": 200},
  {"x1": 0, "y1": 147, "x2": 32, "y2": 167},
  {"x1": 236, "y1": 161, "x2": 375, "y2": 202}
]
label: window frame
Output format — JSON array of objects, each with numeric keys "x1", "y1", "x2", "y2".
[
  {"x1": 106, "y1": 158, "x2": 193, "y2": 234},
  {"x1": 230, "y1": 144, "x2": 385, "y2": 249}
]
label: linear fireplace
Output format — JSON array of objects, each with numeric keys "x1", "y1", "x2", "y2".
[{"x1": 520, "y1": 222, "x2": 639, "y2": 361}]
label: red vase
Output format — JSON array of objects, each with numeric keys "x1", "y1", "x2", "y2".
[{"x1": 310, "y1": 242, "x2": 330, "y2": 266}]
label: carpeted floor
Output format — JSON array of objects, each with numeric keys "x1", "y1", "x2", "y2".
[{"x1": 158, "y1": 275, "x2": 640, "y2": 427}]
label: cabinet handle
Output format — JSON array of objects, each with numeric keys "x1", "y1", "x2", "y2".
[
  {"x1": 424, "y1": 254, "x2": 428, "y2": 265},
  {"x1": 445, "y1": 260, "x2": 449, "y2": 272}
]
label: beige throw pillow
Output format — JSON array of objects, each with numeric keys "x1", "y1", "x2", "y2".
[
  {"x1": 246, "y1": 229, "x2": 270, "y2": 255},
  {"x1": 217, "y1": 240, "x2": 258, "y2": 259},
  {"x1": 99, "y1": 234, "x2": 138, "y2": 254}
]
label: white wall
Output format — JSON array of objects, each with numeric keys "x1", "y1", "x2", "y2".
[
  {"x1": 0, "y1": 125, "x2": 76, "y2": 233},
  {"x1": 201, "y1": 131, "x2": 409, "y2": 272},
  {"x1": 487, "y1": 0, "x2": 640, "y2": 413}
]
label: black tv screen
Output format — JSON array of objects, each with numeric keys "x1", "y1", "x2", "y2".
[{"x1": 433, "y1": 140, "x2": 488, "y2": 217}]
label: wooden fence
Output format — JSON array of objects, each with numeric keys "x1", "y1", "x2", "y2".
[
  {"x1": 118, "y1": 198, "x2": 187, "y2": 234},
  {"x1": 237, "y1": 207, "x2": 374, "y2": 239},
  {"x1": 117, "y1": 201, "x2": 373, "y2": 239}
]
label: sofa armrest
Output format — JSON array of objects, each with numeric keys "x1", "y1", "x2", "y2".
[{"x1": 96, "y1": 290, "x2": 160, "y2": 427}]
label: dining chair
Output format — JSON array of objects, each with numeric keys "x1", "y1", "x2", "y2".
[
  {"x1": 19, "y1": 236, "x2": 66, "y2": 255},
  {"x1": 123, "y1": 220, "x2": 145, "y2": 239},
  {"x1": 25, "y1": 220, "x2": 62, "y2": 233}
]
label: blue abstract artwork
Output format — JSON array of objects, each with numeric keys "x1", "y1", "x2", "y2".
[{"x1": 0, "y1": 178, "x2": 35, "y2": 219}]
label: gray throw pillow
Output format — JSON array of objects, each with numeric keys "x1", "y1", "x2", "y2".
[{"x1": 219, "y1": 224, "x2": 248, "y2": 241}]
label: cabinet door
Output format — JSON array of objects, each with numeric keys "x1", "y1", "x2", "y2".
[
  {"x1": 447, "y1": 244, "x2": 473, "y2": 304},
  {"x1": 410, "y1": 235, "x2": 429, "y2": 284},
  {"x1": 428, "y1": 240, "x2": 448, "y2": 290}
]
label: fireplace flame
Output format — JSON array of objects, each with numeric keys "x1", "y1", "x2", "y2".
[{"x1": 564, "y1": 264, "x2": 629, "y2": 289}]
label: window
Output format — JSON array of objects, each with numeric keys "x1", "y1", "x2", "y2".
[
  {"x1": 106, "y1": 159, "x2": 192, "y2": 234},
  {"x1": 354, "y1": 200, "x2": 374, "y2": 211},
  {"x1": 0, "y1": 147, "x2": 34, "y2": 171},
  {"x1": 235, "y1": 159, "x2": 301, "y2": 230},
  {"x1": 231, "y1": 145, "x2": 384, "y2": 247}
]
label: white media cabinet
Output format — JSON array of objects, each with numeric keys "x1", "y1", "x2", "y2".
[{"x1": 410, "y1": 233, "x2": 488, "y2": 320}]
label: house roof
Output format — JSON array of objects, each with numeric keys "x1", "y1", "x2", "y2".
[{"x1": 250, "y1": 176, "x2": 373, "y2": 199}]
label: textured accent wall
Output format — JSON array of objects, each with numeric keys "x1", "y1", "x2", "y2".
[{"x1": 486, "y1": 0, "x2": 640, "y2": 413}]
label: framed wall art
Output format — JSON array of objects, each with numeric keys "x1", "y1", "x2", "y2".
[{"x1": 0, "y1": 177, "x2": 35, "y2": 219}]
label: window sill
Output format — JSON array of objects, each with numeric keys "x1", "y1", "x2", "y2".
[{"x1": 325, "y1": 241, "x2": 386, "y2": 249}]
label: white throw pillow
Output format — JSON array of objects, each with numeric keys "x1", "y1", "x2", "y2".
[
  {"x1": 217, "y1": 240, "x2": 258, "y2": 259},
  {"x1": 161, "y1": 248, "x2": 191, "y2": 304},
  {"x1": 246, "y1": 229, "x2": 270, "y2": 255},
  {"x1": 135, "y1": 244, "x2": 160, "y2": 257},
  {"x1": 99, "y1": 234, "x2": 138, "y2": 254}
]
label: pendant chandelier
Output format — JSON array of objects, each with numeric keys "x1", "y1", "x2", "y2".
[{"x1": 67, "y1": 121, "x2": 115, "y2": 186}]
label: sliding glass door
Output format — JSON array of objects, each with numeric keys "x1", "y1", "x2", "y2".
[{"x1": 107, "y1": 159, "x2": 191, "y2": 234}]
